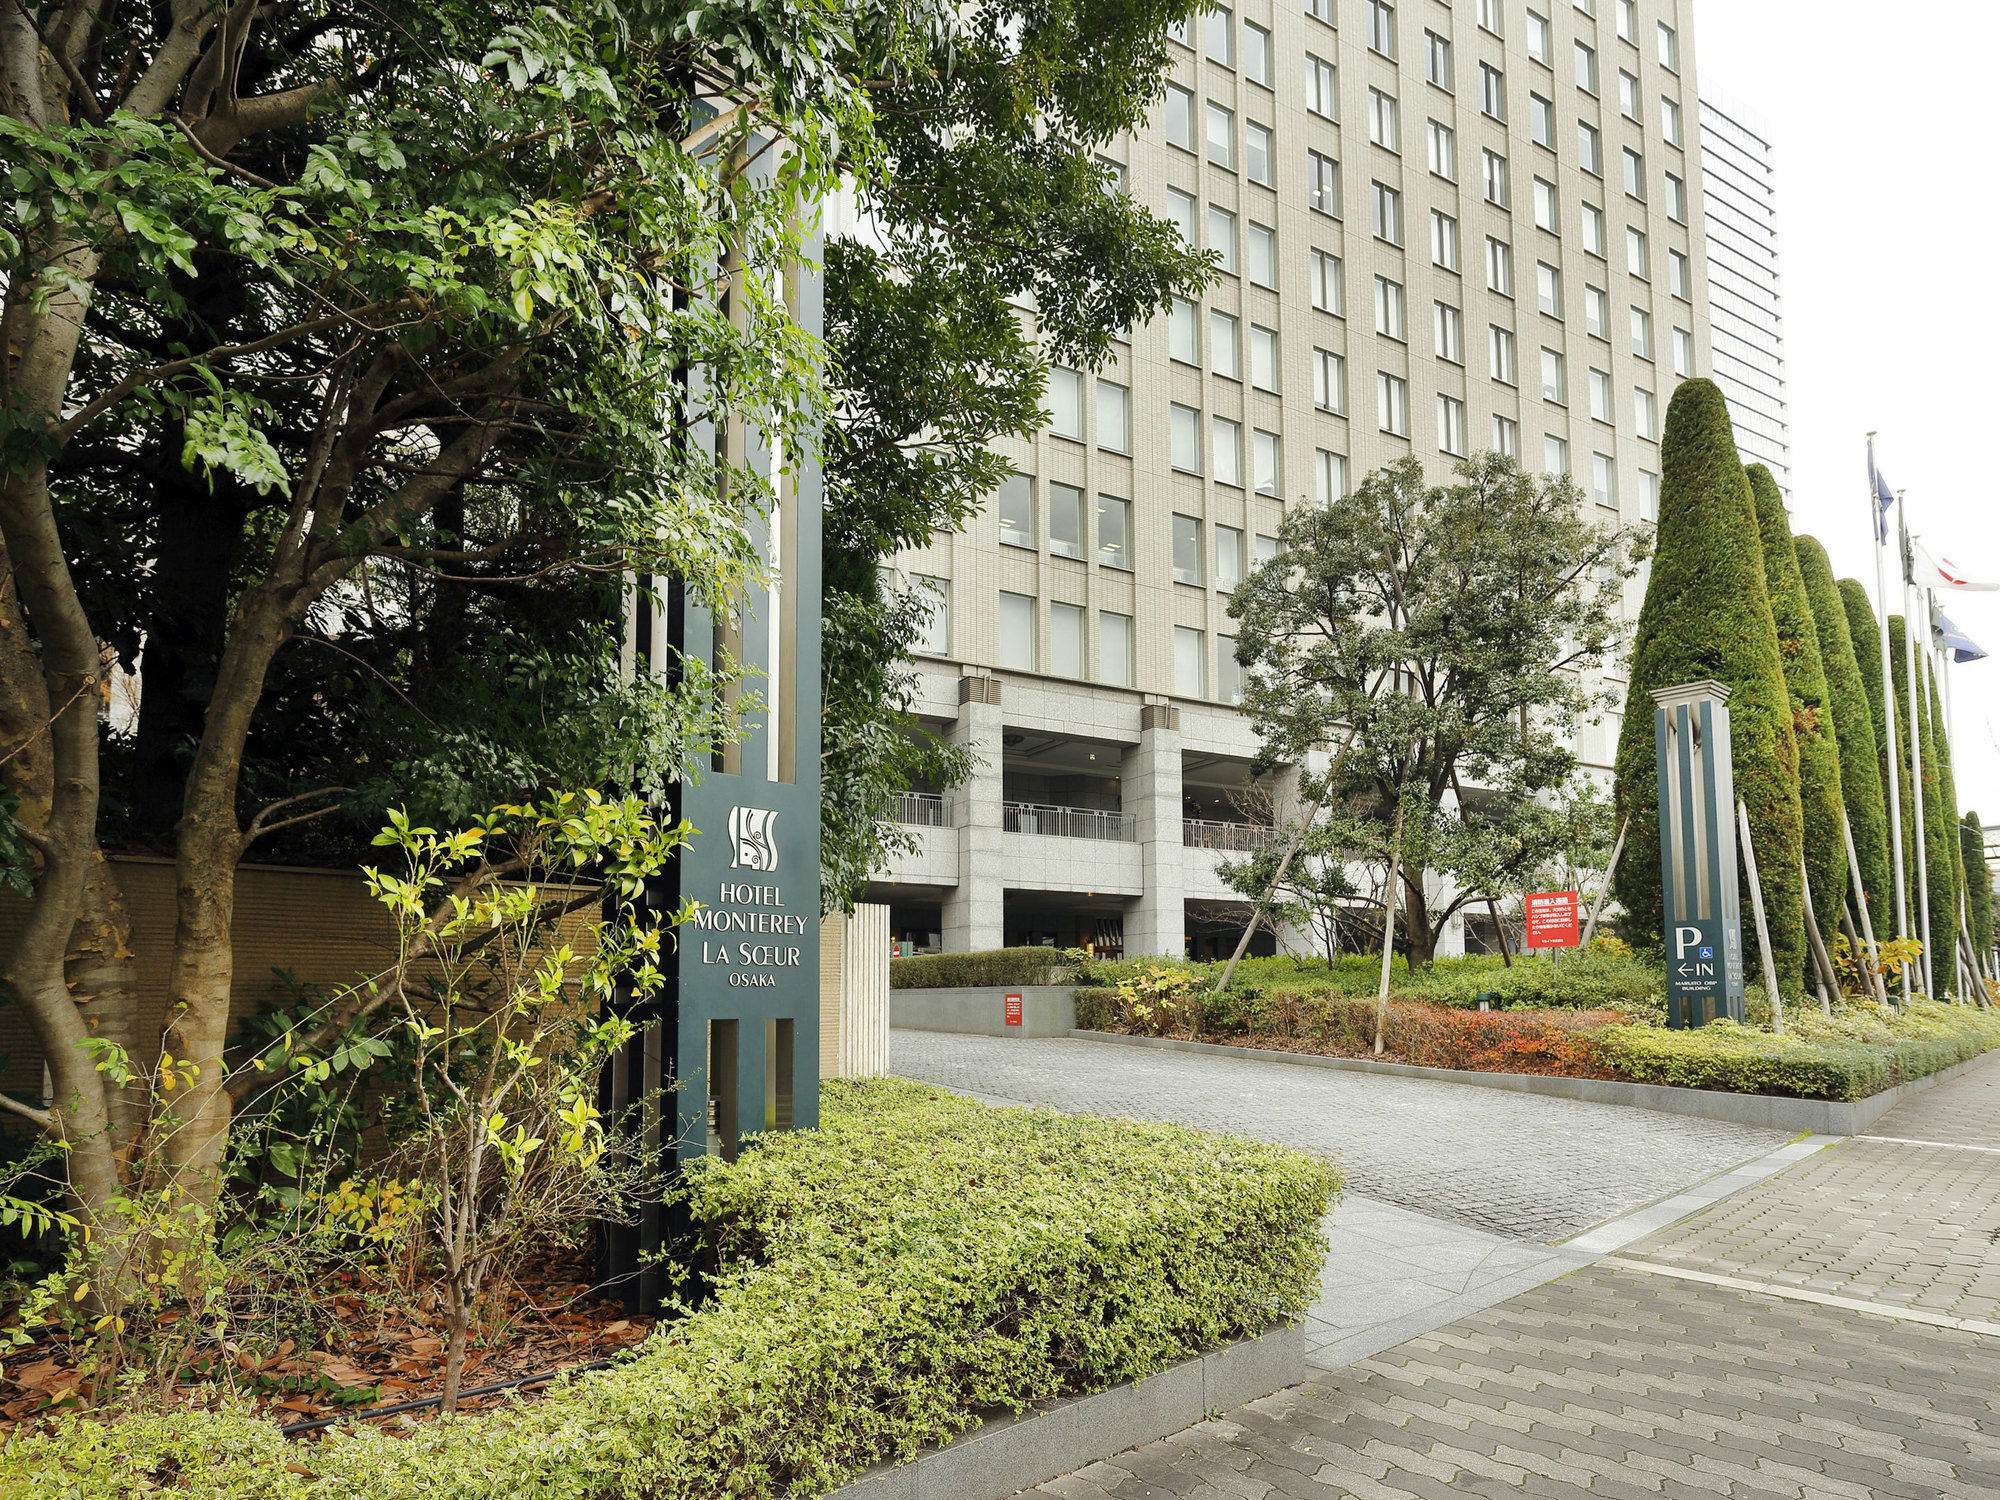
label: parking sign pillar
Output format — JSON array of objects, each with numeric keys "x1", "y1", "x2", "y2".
[{"x1": 1652, "y1": 681, "x2": 1746, "y2": 1027}]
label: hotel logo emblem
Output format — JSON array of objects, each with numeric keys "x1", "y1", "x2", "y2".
[{"x1": 728, "y1": 806, "x2": 779, "y2": 872}]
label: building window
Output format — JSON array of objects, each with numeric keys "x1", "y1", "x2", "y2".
[
  {"x1": 1378, "y1": 372, "x2": 1410, "y2": 436},
  {"x1": 1489, "y1": 324, "x2": 1518, "y2": 384},
  {"x1": 1098, "y1": 611, "x2": 1134, "y2": 687},
  {"x1": 1217, "y1": 637, "x2": 1242, "y2": 704},
  {"x1": 1206, "y1": 5, "x2": 1235, "y2": 65},
  {"x1": 1097, "y1": 380, "x2": 1129, "y2": 452},
  {"x1": 1479, "y1": 62, "x2": 1506, "y2": 121},
  {"x1": 1665, "y1": 172, "x2": 1686, "y2": 223},
  {"x1": 912, "y1": 576, "x2": 950, "y2": 655},
  {"x1": 1428, "y1": 119, "x2": 1457, "y2": 180},
  {"x1": 1617, "y1": 0, "x2": 1637, "y2": 42},
  {"x1": 998, "y1": 591, "x2": 1036, "y2": 671},
  {"x1": 1374, "y1": 274, "x2": 1406, "y2": 340},
  {"x1": 1210, "y1": 308, "x2": 1240, "y2": 379},
  {"x1": 1623, "y1": 146, "x2": 1645, "y2": 200},
  {"x1": 1477, "y1": 0, "x2": 1503, "y2": 35},
  {"x1": 1369, "y1": 88, "x2": 1400, "y2": 150},
  {"x1": 1310, "y1": 247, "x2": 1344, "y2": 313},
  {"x1": 1435, "y1": 301, "x2": 1463, "y2": 363},
  {"x1": 1372, "y1": 181, "x2": 1403, "y2": 244},
  {"x1": 1591, "y1": 453, "x2": 1616, "y2": 508},
  {"x1": 1253, "y1": 429, "x2": 1282, "y2": 495},
  {"x1": 1248, "y1": 220, "x2": 1277, "y2": 286},
  {"x1": 1577, "y1": 120, "x2": 1602, "y2": 175},
  {"x1": 1048, "y1": 482, "x2": 1085, "y2": 558},
  {"x1": 1639, "y1": 468, "x2": 1659, "y2": 521},
  {"x1": 1174, "y1": 626, "x2": 1207, "y2": 697},
  {"x1": 1668, "y1": 246, "x2": 1690, "y2": 299},
  {"x1": 1245, "y1": 121, "x2": 1274, "y2": 184},
  {"x1": 1166, "y1": 187, "x2": 1197, "y2": 248},
  {"x1": 1097, "y1": 494, "x2": 1132, "y2": 569},
  {"x1": 1313, "y1": 348, "x2": 1347, "y2": 413},
  {"x1": 1437, "y1": 394, "x2": 1467, "y2": 456},
  {"x1": 1634, "y1": 387, "x2": 1657, "y2": 440},
  {"x1": 1482, "y1": 148, "x2": 1510, "y2": 208},
  {"x1": 1630, "y1": 304, "x2": 1653, "y2": 358},
  {"x1": 1168, "y1": 297, "x2": 1199, "y2": 365},
  {"x1": 1536, "y1": 261, "x2": 1563, "y2": 318},
  {"x1": 1315, "y1": 448, "x2": 1348, "y2": 503},
  {"x1": 1309, "y1": 150, "x2": 1341, "y2": 216},
  {"x1": 1170, "y1": 404, "x2": 1202, "y2": 472},
  {"x1": 1584, "y1": 284, "x2": 1608, "y2": 338},
  {"x1": 1255, "y1": 532, "x2": 1280, "y2": 563},
  {"x1": 1661, "y1": 96, "x2": 1683, "y2": 147},
  {"x1": 1426, "y1": 30, "x2": 1453, "y2": 90},
  {"x1": 1493, "y1": 414, "x2": 1519, "y2": 457},
  {"x1": 1526, "y1": 9, "x2": 1551, "y2": 64},
  {"x1": 1250, "y1": 323, "x2": 1280, "y2": 391},
  {"x1": 1619, "y1": 70, "x2": 1639, "y2": 121},
  {"x1": 1574, "y1": 40, "x2": 1597, "y2": 95},
  {"x1": 1486, "y1": 236, "x2": 1514, "y2": 296},
  {"x1": 1050, "y1": 601, "x2": 1084, "y2": 678},
  {"x1": 1589, "y1": 366, "x2": 1612, "y2": 423},
  {"x1": 1544, "y1": 435, "x2": 1569, "y2": 475},
  {"x1": 1209, "y1": 204, "x2": 1239, "y2": 273},
  {"x1": 997, "y1": 472, "x2": 1035, "y2": 548},
  {"x1": 1431, "y1": 209, "x2": 1460, "y2": 271},
  {"x1": 1207, "y1": 101, "x2": 1236, "y2": 168},
  {"x1": 1048, "y1": 366, "x2": 1084, "y2": 438},
  {"x1": 1534, "y1": 177, "x2": 1559, "y2": 232},
  {"x1": 1672, "y1": 326, "x2": 1693, "y2": 378},
  {"x1": 1173, "y1": 513, "x2": 1204, "y2": 585},
  {"x1": 1541, "y1": 346, "x2": 1567, "y2": 404},
  {"x1": 1308, "y1": 54, "x2": 1338, "y2": 118},
  {"x1": 1216, "y1": 525, "x2": 1245, "y2": 588},
  {"x1": 1530, "y1": 93, "x2": 1555, "y2": 147},
  {"x1": 1368, "y1": 0, "x2": 1396, "y2": 58},
  {"x1": 1165, "y1": 84, "x2": 1195, "y2": 151},
  {"x1": 1658, "y1": 22, "x2": 1678, "y2": 72},
  {"x1": 1581, "y1": 202, "x2": 1606, "y2": 257},
  {"x1": 1213, "y1": 416, "x2": 1244, "y2": 486},
  {"x1": 1244, "y1": 19, "x2": 1273, "y2": 84},
  {"x1": 1626, "y1": 226, "x2": 1649, "y2": 279}
]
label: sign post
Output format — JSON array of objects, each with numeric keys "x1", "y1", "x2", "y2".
[
  {"x1": 1652, "y1": 681, "x2": 1746, "y2": 1027},
  {"x1": 1525, "y1": 891, "x2": 1581, "y2": 960}
]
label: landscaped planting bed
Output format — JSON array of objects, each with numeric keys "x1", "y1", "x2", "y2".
[{"x1": 6, "y1": 1079, "x2": 1336, "y2": 1500}]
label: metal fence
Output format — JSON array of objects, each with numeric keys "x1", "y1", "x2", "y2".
[
  {"x1": 1181, "y1": 818, "x2": 1278, "y2": 852},
  {"x1": 882, "y1": 791, "x2": 952, "y2": 827},
  {"x1": 1003, "y1": 802, "x2": 1135, "y2": 842}
]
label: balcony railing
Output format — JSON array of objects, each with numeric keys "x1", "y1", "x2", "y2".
[
  {"x1": 1004, "y1": 802, "x2": 1134, "y2": 842},
  {"x1": 883, "y1": 791, "x2": 953, "y2": 827},
  {"x1": 1182, "y1": 818, "x2": 1278, "y2": 852}
]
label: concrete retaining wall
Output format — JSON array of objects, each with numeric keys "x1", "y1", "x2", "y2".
[{"x1": 891, "y1": 986, "x2": 1076, "y2": 1037}]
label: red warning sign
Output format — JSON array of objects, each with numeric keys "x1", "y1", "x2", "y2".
[
  {"x1": 1525, "y1": 891, "x2": 1581, "y2": 949},
  {"x1": 1004, "y1": 993, "x2": 1024, "y2": 1026}
]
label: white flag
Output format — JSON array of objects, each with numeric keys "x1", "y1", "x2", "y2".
[{"x1": 1911, "y1": 537, "x2": 1998, "y2": 592}]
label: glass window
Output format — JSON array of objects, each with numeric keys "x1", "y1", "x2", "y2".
[
  {"x1": 1374, "y1": 274, "x2": 1406, "y2": 340},
  {"x1": 1165, "y1": 84, "x2": 1195, "y2": 151},
  {"x1": 1096, "y1": 155, "x2": 1126, "y2": 195},
  {"x1": 1480, "y1": 62, "x2": 1506, "y2": 120},
  {"x1": 1589, "y1": 366, "x2": 1612, "y2": 422},
  {"x1": 1213, "y1": 417, "x2": 1244, "y2": 486},
  {"x1": 1247, "y1": 220, "x2": 1277, "y2": 286},
  {"x1": 1310, "y1": 248, "x2": 1343, "y2": 312},
  {"x1": 1592, "y1": 453, "x2": 1616, "y2": 508},
  {"x1": 1048, "y1": 366, "x2": 1084, "y2": 438},
  {"x1": 1250, "y1": 324, "x2": 1280, "y2": 391},
  {"x1": 1435, "y1": 301, "x2": 1463, "y2": 363},
  {"x1": 1168, "y1": 297, "x2": 1199, "y2": 365},
  {"x1": 1489, "y1": 324, "x2": 1517, "y2": 384},
  {"x1": 1173, "y1": 513, "x2": 1204, "y2": 585},
  {"x1": 1483, "y1": 148, "x2": 1510, "y2": 208},
  {"x1": 1585, "y1": 284, "x2": 1609, "y2": 338},
  {"x1": 1428, "y1": 119, "x2": 1457, "y2": 180},
  {"x1": 1530, "y1": 93, "x2": 1555, "y2": 147},
  {"x1": 1048, "y1": 482, "x2": 1085, "y2": 558},
  {"x1": 1209, "y1": 204, "x2": 1239, "y2": 273},
  {"x1": 1050, "y1": 602, "x2": 1084, "y2": 678},
  {"x1": 1244, "y1": 19, "x2": 1272, "y2": 83},
  {"x1": 1662, "y1": 96, "x2": 1682, "y2": 146},
  {"x1": 1255, "y1": 532, "x2": 1280, "y2": 563},
  {"x1": 1541, "y1": 347, "x2": 1566, "y2": 404},
  {"x1": 1431, "y1": 209, "x2": 1460, "y2": 271},
  {"x1": 1245, "y1": 121, "x2": 1273, "y2": 184},
  {"x1": 1477, "y1": 0, "x2": 1503, "y2": 33},
  {"x1": 1174, "y1": 627, "x2": 1207, "y2": 697},
  {"x1": 1372, "y1": 180, "x2": 1403, "y2": 244},
  {"x1": 1634, "y1": 387, "x2": 1657, "y2": 440},
  {"x1": 1313, "y1": 347, "x2": 1346, "y2": 412},
  {"x1": 1619, "y1": 70, "x2": 1639, "y2": 120},
  {"x1": 1370, "y1": 88, "x2": 1400, "y2": 150},
  {"x1": 1306, "y1": 0, "x2": 1331, "y2": 19},
  {"x1": 1206, "y1": 5, "x2": 1235, "y2": 65},
  {"x1": 1617, "y1": 0, "x2": 1637, "y2": 42},
  {"x1": 1526, "y1": 9, "x2": 1551, "y2": 63},
  {"x1": 1668, "y1": 246, "x2": 1690, "y2": 298},
  {"x1": 1378, "y1": 372, "x2": 1409, "y2": 436},
  {"x1": 1315, "y1": 449, "x2": 1348, "y2": 503},
  {"x1": 1253, "y1": 429, "x2": 1282, "y2": 495},
  {"x1": 1486, "y1": 236, "x2": 1514, "y2": 296},
  {"x1": 1096, "y1": 380, "x2": 1129, "y2": 452},
  {"x1": 1658, "y1": 23, "x2": 1679, "y2": 72},
  {"x1": 1170, "y1": 403, "x2": 1201, "y2": 472},
  {"x1": 1581, "y1": 202, "x2": 1606, "y2": 257},
  {"x1": 1534, "y1": 177, "x2": 1559, "y2": 232},
  {"x1": 1623, "y1": 147, "x2": 1645, "y2": 199},
  {"x1": 1640, "y1": 468, "x2": 1660, "y2": 522},
  {"x1": 1493, "y1": 414, "x2": 1519, "y2": 457},
  {"x1": 1577, "y1": 120, "x2": 1601, "y2": 175},
  {"x1": 1216, "y1": 525, "x2": 1245, "y2": 588},
  {"x1": 1544, "y1": 435, "x2": 1569, "y2": 475},
  {"x1": 1310, "y1": 151, "x2": 1341, "y2": 216},
  {"x1": 1574, "y1": 41, "x2": 1597, "y2": 95},
  {"x1": 1308, "y1": 55, "x2": 1338, "y2": 119},
  {"x1": 1665, "y1": 172, "x2": 1686, "y2": 223},
  {"x1": 913, "y1": 575, "x2": 950, "y2": 655},
  {"x1": 1368, "y1": 0, "x2": 1397, "y2": 58},
  {"x1": 1627, "y1": 226, "x2": 1649, "y2": 279},
  {"x1": 1098, "y1": 611, "x2": 1133, "y2": 687},
  {"x1": 997, "y1": 472, "x2": 1034, "y2": 548},
  {"x1": 1537, "y1": 262, "x2": 1563, "y2": 318},
  {"x1": 1426, "y1": 31, "x2": 1453, "y2": 90},
  {"x1": 1437, "y1": 394, "x2": 1467, "y2": 456},
  {"x1": 1630, "y1": 304, "x2": 1653, "y2": 358},
  {"x1": 999, "y1": 591, "x2": 1036, "y2": 671},
  {"x1": 1166, "y1": 187, "x2": 1197, "y2": 247},
  {"x1": 1217, "y1": 637, "x2": 1242, "y2": 704},
  {"x1": 1096, "y1": 493, "x2": 1134, "y2": 572},
  {"x1": 1673, "y1": 326, "x2": 1694, "y2": 378},
  {"x1": 1210, "y1": 309, "x2": 1240, "y2": 378},
  {"x1": 1207, "y1": 101, "x2": 1235, "y2": 168}
]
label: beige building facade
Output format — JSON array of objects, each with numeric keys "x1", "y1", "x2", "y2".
[{"x1": 868, "y1": 0, "x2": 1716, "y2": 960}]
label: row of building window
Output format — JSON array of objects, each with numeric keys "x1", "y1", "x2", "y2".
[
  {"x1": 992, "y1": 473, "x2": 1282, "y2": 581},
  {"x1": 1329, "y1": 0, "x2": 1678, "y2": 77}
]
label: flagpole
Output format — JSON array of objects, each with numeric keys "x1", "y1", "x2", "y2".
[
  {"x1": 1871, "y1": 435, "x2": 1912, "y2": 1004},
  {"x1": 1900, "y1": 495, "x2": 1935, "y2": 997}
]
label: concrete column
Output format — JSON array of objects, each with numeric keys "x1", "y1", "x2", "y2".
[
  {"x1": 1125, "y1": 704, "x2": 1184, "y2": 958},
  {"x1": 943, "y1": 678, "x2": 1005, "y2": 952}
]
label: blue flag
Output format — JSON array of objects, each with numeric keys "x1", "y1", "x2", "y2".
[
  {"x1": 1934, "y1": 604, "x2": 1989, "y2": 664},
  {"x1": 1867, "y1": 437, "x2": 1895, "y2": 544}
]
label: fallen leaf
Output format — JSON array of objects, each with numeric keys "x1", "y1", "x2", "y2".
[{"x1": 405, "y1": 1337, "x2": 442, "y2": 1358}]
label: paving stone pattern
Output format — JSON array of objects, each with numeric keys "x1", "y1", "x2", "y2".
[
  {"x1": 892, "y1": 1031, "x2": 1787, "y2": 1241},
  {"x1": 1032, "y1": 1266, "x2": 2000, "y2": 1499},
  {"x1": 1868, "y1": 1056, "x2": 2000, "y2": 1148}
]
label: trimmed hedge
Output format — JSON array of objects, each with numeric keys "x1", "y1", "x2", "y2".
[
  {"x1": 1922, "y1": 662, "x2": 1962, "y2": 989},
  {"x1": 5, "y1": 1080, "x2": 1337, "y2": 1500},
  {"x1": 1965, "y1": 811, "x2": 1994, "y2": 970},
  {"x1": 1615, "y1": 379, "x2": 1805, "y2": 991},
  {"x1": 1886, "y1": 617, "x2": 1926, "y2": 971},
  {"x1": 1796, "y1": 539, "x2": 1893, "y2": 938},
  {"x1": 1750, "y1": 468, "x2": 1846, "y2": 978},
  {"x1": 889, "y1": 946, "x2": 1073, "y2": 989}
]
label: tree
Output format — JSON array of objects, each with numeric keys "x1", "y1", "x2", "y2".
[
  {"x1": 817, "y1": 0, "x2": 1208, "y2": 908},
  {"x1": 1795, "y1": 538, "x2": 1893, "y2": 937},
  {"x1": 1216, "y1": 815, "x2": 1360, "y2": 968},
  {"x1": 0, "y1": 2, "x2": 868, "y2": 1270},
  {"x1": 1231, "y1": 452, "x2": 1635, "y2": 969},
  {"x1": 1840, "y1": 577, "x2": 1915, "y2": 945},
  {"x1": 1885, "y1": 617, "x2": 1926, "y2": 969},
  {"x1": 1920, "y1": 658, "x2": 1961, "y2": 989},
  {"x1": 1963, "y1": 811, "x2": 1994, "y2": 980},
  {"x1": 1613, "y1": 379, "x2": 1804, "y2": 992},
  {"x1": 1746, "y1": 467, "x2": 1845, "y2": 973}
]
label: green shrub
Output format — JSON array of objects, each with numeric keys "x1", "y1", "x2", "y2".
[
  {"x1": 890, "y1": 946, "x2": 1073, "y2": 989},
  {"x1": 2, "y1": 1080, "x2": 1338, "y2": 1500},
  {"x1": 1074, "y1": 986, "x2": 1120, "y2": 1030},
  {"x1": 1964, "y1": 812, "x2": 1994, "y2": 971},
  {"x1": 1418, "y1": 948, "x2": 1661, "y2": 1010}
]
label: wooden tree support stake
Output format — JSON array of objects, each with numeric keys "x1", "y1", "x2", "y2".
[{"x1": 1737, "y1": 800, "x2": 1785, "y2": 1035}]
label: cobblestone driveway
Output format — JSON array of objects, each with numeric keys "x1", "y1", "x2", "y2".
[{"x1": 892, "y1": 1031, "x2": 1787, "y2": 1242}]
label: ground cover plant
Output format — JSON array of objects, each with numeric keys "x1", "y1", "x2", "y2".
[{"x1": 0, "y1": 1079, "x2": 1338, "y2": 1500}]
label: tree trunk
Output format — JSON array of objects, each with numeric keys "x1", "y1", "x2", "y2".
[
  {"x1": 440, "y1": 1280, "x2": 473, "y2": 1412},
  {"x1": 1401, "y1": 861, "x2": 1438, "y2": 970}
]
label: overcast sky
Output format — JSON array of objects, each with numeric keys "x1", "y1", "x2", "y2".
[{"x1": 1694, "y1": 1, "x2": 2000, "y2": 820}]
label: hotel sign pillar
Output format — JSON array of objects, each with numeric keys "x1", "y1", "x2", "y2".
[{"x1": 1652, "y1": 681, "x2": 1746, "y2": 1027}]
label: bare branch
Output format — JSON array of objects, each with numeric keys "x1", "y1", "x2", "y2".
[{"x1": 0, "y1": 1089, "x2": 51, "y2": 1130}]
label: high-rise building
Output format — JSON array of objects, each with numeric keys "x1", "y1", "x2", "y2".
[
  {"x1": 866, "y1": 0, "x2": 1714, "y2": 961},
  {"x1": 1697, "y1": 99, "x2": 1789, "y2": 496}
]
